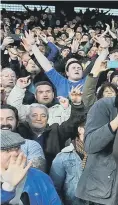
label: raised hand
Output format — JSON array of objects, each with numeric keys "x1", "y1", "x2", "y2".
[
  {"x1": 16, "y1": 76, "x2": 31, "y2": 89},
  {"x1": 71, "y1": 39, "x2": 80, "y2": 53},
  {"x1": 2, "y1": 152, "x2": 32, "y2": 187},
  {"x1": 2, "y1": 37, "x2": 14, "y2": 49},
  {"x1": 93, "y1": 36, "x2": 109, "y2": 48},
  {"x1": 39, "y1": 33, "x2": 48, "y2": 44},
  {"x1": 69, "y1": 85, "x2": 83, "y2": 104},
  {"x1": 57, "y1": 96, "x2": 69, "y2": 109},
  {"x1": 105, "y1": 23, "x2": 110, "y2": 32}
]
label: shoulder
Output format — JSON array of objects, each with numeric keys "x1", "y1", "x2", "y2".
[
  {"x1": 27, "y1": 167, "x2": 53, "y2": 184},
  {"x1": 89, "y1": 97, "x2": 115, "y2": 112}
]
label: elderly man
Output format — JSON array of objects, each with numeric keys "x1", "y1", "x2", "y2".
[
  {"x1": 0, "y1": 104, "x2": 46, "y2": 171},
  {"x1": 0, "y1": 130, "x2": 61, "y2": 205},
  {"x1": 11, "y1": 85, "x2": 86, "y2": 172}
]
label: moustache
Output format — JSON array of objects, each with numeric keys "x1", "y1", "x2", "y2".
[{"x1": 0, "y1": 124, "x2": 12, "y2": 130}]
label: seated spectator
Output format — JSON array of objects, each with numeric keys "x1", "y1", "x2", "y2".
[
  {"x1": 0, "y1": 104, "x2": 46, "y2": 171},
  {"x1": 0, "y1": 130, "x2": 61, "y2": 205},
  {"x1": 50, "y1": 123, "x2": 87, "y2": 205}
]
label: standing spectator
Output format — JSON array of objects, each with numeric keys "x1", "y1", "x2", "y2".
[{"x1": 76, "y1": 96, "x2": 118, "y2": 205}]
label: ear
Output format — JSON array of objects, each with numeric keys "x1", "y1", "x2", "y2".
[{"x1": 66, "y1": 70, "x2": 69, "y2": 77}]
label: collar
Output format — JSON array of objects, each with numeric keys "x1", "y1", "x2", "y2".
[{"x1": 61, "y1": 143, "x2": 75, "y2": 153}]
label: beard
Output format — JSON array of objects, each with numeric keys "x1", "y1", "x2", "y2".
[{"x1": 115, "y1": 94, "x2": 118, "y2": 108}]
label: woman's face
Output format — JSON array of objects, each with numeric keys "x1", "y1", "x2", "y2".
[
  {"x1": 77, "y1": 126, "x2": 85, "y2": 142},
  {"x1": 103, "y1": 87, "x2": 116, "y2": 98}
]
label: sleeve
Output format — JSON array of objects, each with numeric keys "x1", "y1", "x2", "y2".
[
  {"x1": 1, "y1": 189, "x2": 15, "y2": 204},
  {"x1": 83, "y1": 55, "x2": 98, "y2": 78},
  {"x1": 21, "y1": 140, "x2": 46, "y2": 171},
  {"x1": 47, "y1": 42, "x2": 59, "y2": 62},
  {"x1": 82, "y1": 75, "x2": 98, "y2": 110},
  {"x1": 50, "y1": 154, "x2": 66, "y2": 198},
  {"x1": 113, "y1": 130, "x2": 118, "y2": 165},
  {"x1": 84, "y1": 99, "x2": 116, "y2": 154},
  {"x1": 45, "y1": 68, "x2": 66, "y2": 88},
  {"x1": 57, "y1": 103, "x2": 87, "y2": 145},
  {"x1": 7, "y1": 85, "x2": 30, "y2": 122},
  {"x1": 21, "y1": 140, "x2": 45, "y2": 160}
]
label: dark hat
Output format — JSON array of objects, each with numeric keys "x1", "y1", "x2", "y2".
[
  {"x1": 0, "y1": 130, "x2": 25, "y2": 150},
  {"x1": 61, "y1": 46, "x2": 70, "y2": 52}
]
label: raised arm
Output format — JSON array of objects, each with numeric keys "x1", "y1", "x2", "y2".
[
  {"x1": 22, "y1": 31, "x2": 53, "y2": 72},
  {"x1": 7, "y1": 76, "x2": 31, "y2": 122}
]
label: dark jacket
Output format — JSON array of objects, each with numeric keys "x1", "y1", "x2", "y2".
[
  {"x1": 76, "y1": 97, "x2": 118, "y2": 205},
  {"x1": 113, "y1": 130, "x2": 118, "y2": 167},
  {"x1": 18, "y1": 103, "x2": 86, "y2": 172}
]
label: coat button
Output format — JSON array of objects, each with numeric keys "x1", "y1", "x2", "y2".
[{"x1": 108, "y1": 176, "x2": 110, "y2": 179}]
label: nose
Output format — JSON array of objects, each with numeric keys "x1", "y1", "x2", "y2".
[
  {"x1": 37, "y1": 115, "x2": 41, "y2": 121},
  {"x1": 43, "y1": 92, "x2": 48, "y2": 97},
  {"x1": 8, "y1": 75, "x2": 13, "y2": 80}
]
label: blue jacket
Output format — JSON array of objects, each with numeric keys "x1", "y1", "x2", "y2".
[
  {"x1": 45, "y1": 68, "x2": 86, "y2": 97},
  {"x1": 50, "y1": 144, "x2": 83, "y2": 205},
  {"x1": 1, "y1": 168, "x2": 62, "y2": 205}
]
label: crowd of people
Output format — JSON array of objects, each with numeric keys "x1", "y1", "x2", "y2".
[{"x1": 0, "y1": 4, "x2": 118, "y2": 205}]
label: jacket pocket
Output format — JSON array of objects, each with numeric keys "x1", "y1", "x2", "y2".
[{"x1": 86, "y1": 166, "x2": 116, "y2": 199}]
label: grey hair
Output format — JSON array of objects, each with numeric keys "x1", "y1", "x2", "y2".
[
  {"x1": 28, "y1": 103, "x2": 49, "y2": 119},
  {"x1": 1, "y1": 68, "x2": 16, "y2": 75}
]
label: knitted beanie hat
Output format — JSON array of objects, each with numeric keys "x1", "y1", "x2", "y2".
[{"x1": 0, "y1": 130, "x2": 25, "y2": 150}]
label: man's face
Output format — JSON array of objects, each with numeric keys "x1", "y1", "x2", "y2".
[
  {"x1": 109, "y1": 52, "x2": 118, "y2": 61},
  {"x1": 81, "y1": 35, "x2": 89, "y2": 42},
  {"x1": 75, "y1": 32, "x2": 82, "y2": 41},
  {"x1": 61, "y1": 34, "x2": 67, "y2": 40},
  {"x1": 26, "y1": 59, "x2": 40, "y2": 75},
  {"x1": 1, "y1": 69, "x2": 16, "y2": 88},
  {"x1": 89, "y1": 31, "x2": 96, "y2": 38},
  {"x1": 103, "y1": 87, "x2": 116, "y2": 98},
  {"x1": 66, "y1": 63, "x2": 83, "y2": 81},
  {"x1": 88, "y1": 47, "x2": 98, "y2": 57},
  {"x1": 38, "y1": 45, "x2": 46, "y2": 55},
  {"x1": 105, "y1": 37, "x2": 111, "y2": 46},
  {"x1": 28, "y1": 107, "x2": 48, "y2": 129},
  {"x1": 76, "y1": 26, "x2": 82, "y2": 33},
  {"x1": 54, "y1": 28, "x2": 58, "y2": 35},
  {"x1": 0, "y1": 109, "x2": 17, "y2": 131},
  {"x1": 78, "y1": 51, "x2": 86, "y2": 57},
  {"x1": 61, "y1": 48, "x2": 70, "y2": 58},
  {"x1": 35, "y1": 85, "x2": 54, "y2": 105},
  {"x1": 0, "y1": 148, "x2": 21, "y2": 170},
  {"x1": 22, "y1": 53, "x2": 31, "y2": 67},
  {"x1": 112, "y1": 75, "x2": 118, "y2": 87}
]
